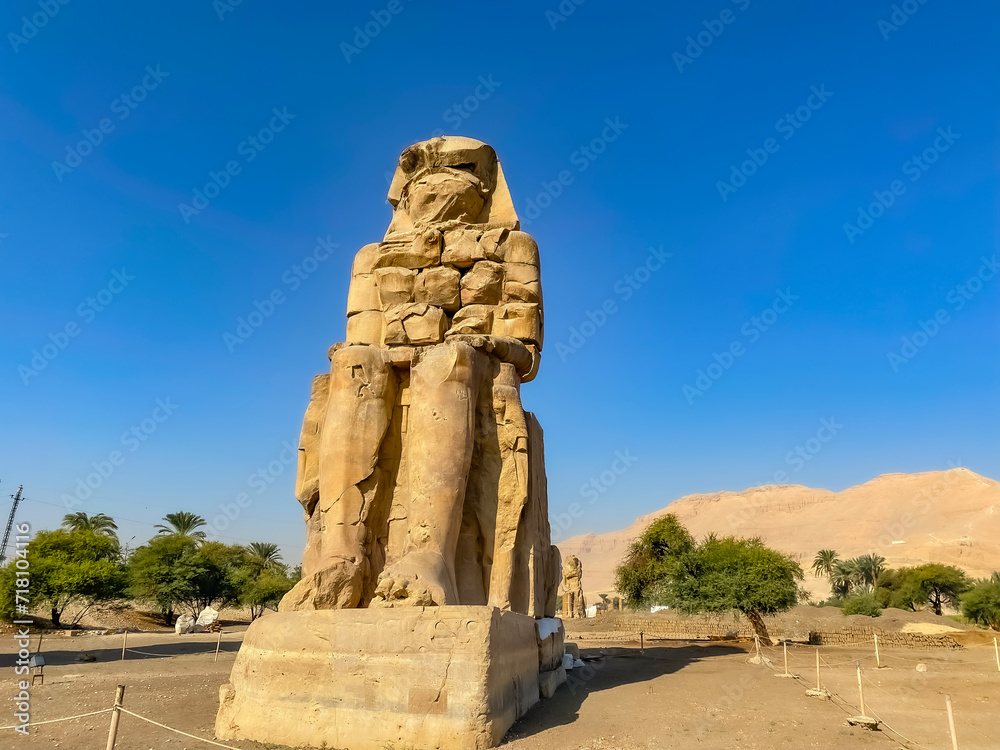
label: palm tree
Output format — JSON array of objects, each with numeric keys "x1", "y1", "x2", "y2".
[
  {"x1": 61, "y1": 512, "x2": 119, "y2": 542},
  {"x1": 856, "y1": 554, "x2": 886, "y2": 588},
  {"x1": 155, "y1": 511, "x2": 207, "y2": 541},
  {"x1": 247, "y1": 542, "x2": 283, "y2": 572},
  {"x1": 831, "y1": 559, "x2": 860, "y2": 598},
  {"x1": 812, "y1": 549, "x2": 839, "y2": 579}
]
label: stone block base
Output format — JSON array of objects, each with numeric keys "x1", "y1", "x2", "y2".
[
  {"x1": 215, "y1": 606, "x2": 547, "y2": 750},
  {"x1": 538, "y1": 666, "x2": 567, "y2": 698}
]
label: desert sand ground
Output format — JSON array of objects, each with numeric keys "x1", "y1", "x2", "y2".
[{"x1": 2, "y1": 623, "x2": 997, "y2": 750}]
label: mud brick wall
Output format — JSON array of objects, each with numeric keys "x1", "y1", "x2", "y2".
[
  {"x1": 566, "y1": 614, "x2": 963, "y2": 650},
  {"x1": 809, "y1": 626, "x2": 962, "y2": 649}
]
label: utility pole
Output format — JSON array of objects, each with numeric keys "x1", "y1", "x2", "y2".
[{"x1": 0, "y1": 485, "x2": 24, "y2": 564}]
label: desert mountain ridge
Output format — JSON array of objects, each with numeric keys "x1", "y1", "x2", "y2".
[{"x1": 557, "y1": 468, "x2": 1000, "y2": 603}]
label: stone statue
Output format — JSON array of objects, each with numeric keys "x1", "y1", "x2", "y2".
[
  {"x1": 280, "y1": 136, "x2": 560, "y2": 618},
  {"x1": 561, "y1": 554, "x2": 586, "y2": 619}
]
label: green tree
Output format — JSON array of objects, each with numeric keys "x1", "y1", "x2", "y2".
[
  {"x1": 246, "y1": 542, "x2": 284, "y2": 574},
  {"x1": 830, "y1": 559, "x2": 860, "y2": 598},
  {"x1": 615, "y1": 516, "x2": 802, "y2": 640},
  {"x1": 0, "y1": 565, "x2": 17, "y2": 622},
  {"x1": 812, "y1": 549, "x2": 839, "y2": 579},
  {"x1": 667, "y1": 535, "x2": 803, "y2": 639},
  {"x1": 128, "y1": 534, "x2": 203, "y2": 624},
  {"x1": 855, "y1": 554, "x2": 886, "y2": 588},
  {"x1": 61, "y1": 512, "x2": 119, "y2": 543},
  {"x1": 185, "y1": 541, "x2": 249, "y2": 614},
  {"x1": 959, "y1": 573, "x2": 1000, "y2": 630},
  {"x1": 891, "y1": 564, "x2": 970, "y2": 615},
  {"x1": 829, "y1": 555, "x2": 885, "y2": 597},
  {"x1": 15, "y1": 530, "x2": 125, "y2": 627},
  {"x1": 155, "y1": 511, "x2": 208, "y2": 541},
  {"x1": 873, "y1": 568, "x2": 901, "y2": 608},
  {"x1": 240, "y1": 569, "x2": 295, "y2": 620},
  {"x1": 129, "y1": 536, "x2": 250, "y2": 623},
  {"x1": 615, "y1": 515, "x2": 694, "y2": 605}
]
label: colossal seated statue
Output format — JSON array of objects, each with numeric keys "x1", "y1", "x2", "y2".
[{"x1": 280, "y1": 136, "x2": 560, "y2": 617}]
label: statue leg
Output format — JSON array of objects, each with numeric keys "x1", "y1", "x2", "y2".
[
  {"x1": 281, "y1": 345, "x2": 395, "y2": 610},
  {"x1": 488, "y1": 362, "x2": 531, "y2": 611},
  {"x1": 454, "y1": 367, "x2": 503, "y2": 605},
  {"x1": 372, "y1": 340, "x2": 482, "y2": 606}
]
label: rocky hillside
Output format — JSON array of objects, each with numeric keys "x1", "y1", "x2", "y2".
[{"x1": 557, "y1": 468, "x2": 1000, "y2": 602}]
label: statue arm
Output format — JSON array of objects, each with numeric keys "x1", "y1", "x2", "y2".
[{"x1": 295, "y1": 373, "x2": 330, "y2": 514}]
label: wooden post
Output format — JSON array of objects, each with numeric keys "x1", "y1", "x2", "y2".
[
  {"x1": 783, "y1": 642, "x2": 789, "y2": 676},
  {"x1": 639, "y1": 631, "x2": 644, "y2": 654},
  {"x1": 214, "y1": 629, "x2": 223, "y2": 662},
  {"x1": 945, "y1": 694, "x2": 959, "y2": 750},
  {"x1": 815, "y1": 648, "x2": 821, "y2": 690},
  {"x1": 855, "y1": 660, "x2": 866, "y2": 717},
  {"x1": 874, "y1": 633, "x2": 880, "y2": 669},
  {"x1": 120, "y1": 631, "x2": 128, "y2": 661},
  {"x1": 36, "y1": 632, "x2": 43, "y2": 656},
  {"x1": 994, "y1": 637, "x2": 999, "y2": 673},
  {"x1": 105, "y1": 685, "x2": 126, "y2": 750}
]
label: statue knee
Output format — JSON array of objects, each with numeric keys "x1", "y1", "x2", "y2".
[
  {"x1": 414, "y1": 340, "x2": 480, "y2": 385},
  {"x1": 329, "y1": 345, "x2": 391, "y2": 392},
  {"x1": 330, "y1": 344, "x2": 384, "y2": 371}
]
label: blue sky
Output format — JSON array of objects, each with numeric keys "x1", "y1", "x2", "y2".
[{"x1": 1, "y1": 0, "x2": 997, "y2": 560}]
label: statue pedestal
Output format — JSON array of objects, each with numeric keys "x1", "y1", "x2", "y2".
[{"x1": 216, "y1": 607, "x2": 563, "y2": 750}]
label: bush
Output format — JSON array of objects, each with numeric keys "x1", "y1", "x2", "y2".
[
  {"x1": 960, "y1": 574, "x2": 1000, "y2": 630},
  {"x1": 842, "y1": 592, "x2": 882, "y2": 617}
]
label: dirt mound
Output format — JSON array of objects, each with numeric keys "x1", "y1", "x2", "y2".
[{"x1": 0, "y1": 601, "x2": 256, "y2": 635}]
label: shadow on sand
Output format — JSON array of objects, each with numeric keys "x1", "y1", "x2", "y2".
[
  {"x1": 0, "y1": 637, "x2": 243, "y2": 668},
  {"x1": 505, "y1": 641, "x2": 746, "y2": 741}
]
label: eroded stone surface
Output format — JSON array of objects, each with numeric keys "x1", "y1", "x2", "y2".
[
  {"x1": 216, "y1": 607, "x2": 542, "y2": 750},
  {"x1": 562, "y1": 555, "x2": 587, "y2": 619},
  {"x1": 283, "y1": 136, "x2": 555, "y2": 615},
  {"x1": 221, "y1": 137, "x2": 565, "y2": 750}
]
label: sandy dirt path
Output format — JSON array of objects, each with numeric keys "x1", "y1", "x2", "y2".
[{"x1": 2, "y1": 630, "x2": 997, "y2": 749}]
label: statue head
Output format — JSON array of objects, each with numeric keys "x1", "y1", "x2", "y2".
[{"x1": 385, "y1": 136, "x2": 519, "y2": 236}]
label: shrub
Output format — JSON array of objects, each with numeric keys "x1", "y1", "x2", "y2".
[{"x1": 842, "y1": 592, "x2": 882, "y2": 617}]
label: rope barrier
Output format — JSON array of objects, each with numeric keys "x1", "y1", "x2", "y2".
[
  {"x1": 0, "y1": 708, "x2": 112, "y2": 730},
  {"x1": 961, "y1": 719, "x2": 1000, "y2": 745},
  {"x1": 767, "y1": 644, "x2": 999, "y2": 750},
  {"x1": 125, "y1": 647, "x2": 227, "y2": 658},
  {"x1": 865, "y1": 707, "x2": 936, "y2": 750},
  {"x1": 819, "y1": 653, "x2": 877, "y2": 668},
  {"x1": 118, "y1": 708, "x2": 243, "y2": 749},
  {"x1": 860, "y1": 672, "x2": 948, "y2": 712}
]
